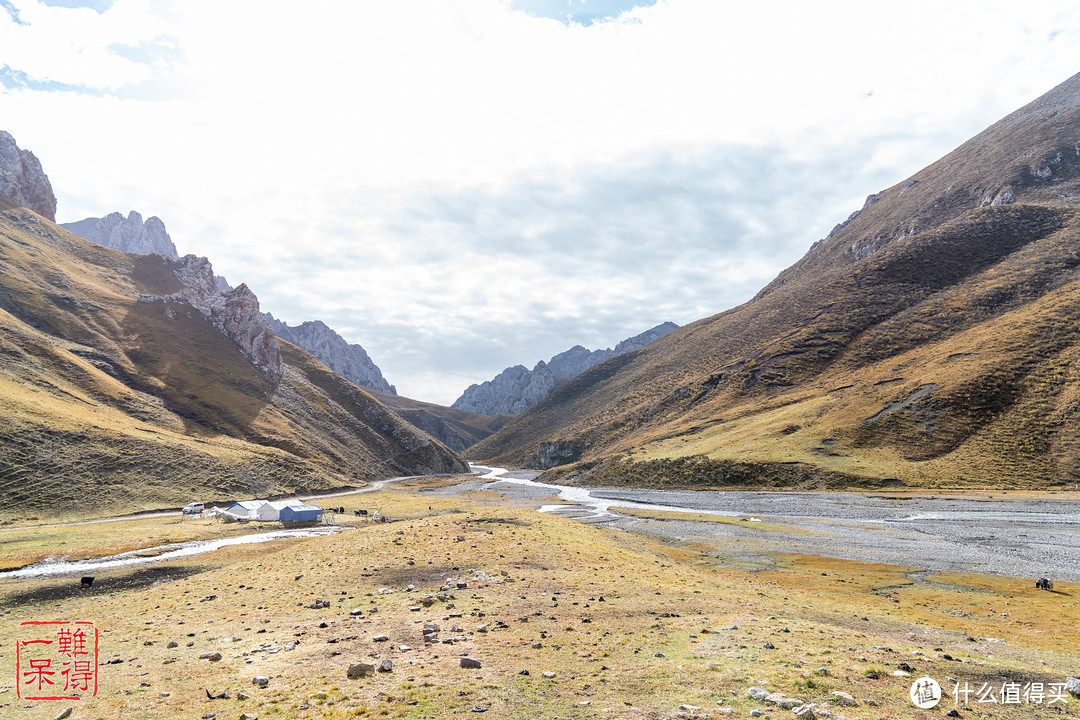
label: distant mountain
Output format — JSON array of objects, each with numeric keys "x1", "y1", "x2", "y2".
[
  {"x1": 368, "y1": 389, "x2": 512, "y2": 452},
  {"x1": 0, "y1": 202, "x2": 466, "y2": 520},
  {"x1": 62, "y1": 211, "x2": 180, "y2": 259},
  {"x1": 453, "y1": 322, "x2": 678, "y2": 415},
  {"x1": 469, "y1": 71, "x2": 1080, "y2": 491},
  {"x1": 0, "y1": 130, "x2": 56, "y2": 221},
  {"x1": 265, "y1": 314, "x2": 396, "y2": 395}
]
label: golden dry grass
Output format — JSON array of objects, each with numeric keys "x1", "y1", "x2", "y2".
[{"x1": 1, "y1": 484, "x2": 1076, "y2": 720}]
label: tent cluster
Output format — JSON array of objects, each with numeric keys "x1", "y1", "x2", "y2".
[{"x1": 214, "y1": 499, "x2": 323, "y2": 523}]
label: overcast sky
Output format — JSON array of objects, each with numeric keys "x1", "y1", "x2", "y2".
[{"x1": 2, "y1": 0, "x2": 1079, "y2": 405}]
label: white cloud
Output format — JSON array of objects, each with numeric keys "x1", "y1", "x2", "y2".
[{"x1": 1, "y1": 0, "x2": 1080, "y2": 404}]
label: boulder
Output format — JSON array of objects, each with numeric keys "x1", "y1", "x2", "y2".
[
  {"x1": 460, "y1": 657, "x2": 482, "y2": 669},
  {"x1": 347, "y1": 662, "x2": 375, "y2": 679},
  {"x1": 0, "y1": 131, "x2": 56, "y2": 221}
]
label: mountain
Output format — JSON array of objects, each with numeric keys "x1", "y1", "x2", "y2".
[
  {"x1": 469, "y1": 72, "x2": 1080, "y2": 491},
  {"x1": 62, "y1": 211, "x2": 180, "y2": 259},
  {"x1": 265, "y1": 314, "x2": 396, "y2": 395},
  {"x1": 368, "y1": 389, "x2": 513, "y2": 452},
  {"x1": 0, "y1": 131, "x2": 56, "y2": 221},
  {"x1": 0, "y1": 204, "x2": 467, "y2": 520},
  {"x1": 452, "y1": 322, "x2": 678, "y2": 415}
]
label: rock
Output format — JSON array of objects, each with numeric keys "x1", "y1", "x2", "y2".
[
  {"x1": 265, "y1": 314, "x2": 395, "y2": 393},
  {"x1": 750, "y1": 711, "x2": 763, "y2": 718},
  {"x1": 747, "y1": 687, "x2": 769, "y2": 700},
  {"x1": 460, "y1": 657, "x2": 482, "y2": 669},
  {"x1": 252, "y1": 676, "x2": 269, "y2": 687},
  {"x1": 52, "y1": 707, "x2": 74, "y2": 720},
  {"x1": 815, "y1": 667, "x2": 829, "y2": 675},
  {"x1": 831, "y1": 691, "x2": 858, "y2": 706},
  {"x1": 892, "y1": 670, "x2": 911, "y2": 678},
  {"x1": 946, "y1": 710, "x2": 960, "y2": 718},
  {"x1": 239, "y1": 714, "x2": 259, "y2": 720},
  {"x1": 347, "y1": 662, "x2": 376, "y2": 679},
  {"x1": 373, "y1": 635, "x2": 390, "y2": 642},
  {"x1": 1066, "y1": 677, "x2": 1080, "y2": 698},
  {"x1": 199, "y1": 652, "x2": 223, "y2": 661},
  {"x1": 166, "y1": 641, "x2": 179, "y2": 648},
  {"x1": 792, "y1": 704, "x2": 819, "y2": 718},
  {"x1": 541, "y1": 671, "x2": 556, "y2": 679},
  {"x1": 764, "y1": 692, "x2": 803, "y2": 709},
  {"x1": 62, "y1": 211, "x2": 179, "y2": 258},
  {"x1": 477, "y1": 624, "x2": 488, "y2": 633},
  {"x1": 378, "y1": 659, "x2": 393, "y2": 673},
  {"x1": 237, "y1": 692, "x2": 251, "y2": 700},
  {"x1": 138, "y1": 256, "x2": 282, "y2": 375},
  {"x1": 762, "y1": 642, "x2": 776, "y2": 649},
  {"x1": 0, "y1": 131, "x2": 56, "y2": 221},
  {"x1": 453, "y1": 323, "x2": 677, "y2": 417}
]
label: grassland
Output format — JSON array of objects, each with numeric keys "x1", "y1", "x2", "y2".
[{"x1": 1, "y1": 482, "x2": 1076, "y2": 719}]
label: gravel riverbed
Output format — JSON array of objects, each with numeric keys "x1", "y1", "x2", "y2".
[{"x1": 449, "y1": 467, "x2": 1080, "y2": 582}]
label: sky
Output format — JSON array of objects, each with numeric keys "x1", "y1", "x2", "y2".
[{"x1": 2, "y1": 0, "x2": 1080, "y2": 405}]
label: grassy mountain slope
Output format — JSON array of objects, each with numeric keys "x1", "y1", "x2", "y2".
[
  {"x1": 470, "y1": 72, "x2": 1080, "y2": 490},
  {"x1": 368, "y1": 389, "x2": 513, "y2": 452},
  {"x1": 0, "y1": 207, "x2": 466, "y2": 520}
]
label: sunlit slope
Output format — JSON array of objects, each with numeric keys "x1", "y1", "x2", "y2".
[
  {"x1": 0, "y1": 208, "x2": 465, "y2": 519},
  {"x1": 471, "y1": 72, "x2": 1080, "y2": 489}
]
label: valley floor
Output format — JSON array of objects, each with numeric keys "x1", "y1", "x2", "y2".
[{"x1": 0, "y1": 473, "x2": 1077, "y2": 719}]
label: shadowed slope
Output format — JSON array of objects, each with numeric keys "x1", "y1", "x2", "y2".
[
  {"x1": 0, "y1": 208, "x2": 466, "y2": 519},
  {"x1": 471, "y1": 72, "x2": 1080, "y2": 490}
]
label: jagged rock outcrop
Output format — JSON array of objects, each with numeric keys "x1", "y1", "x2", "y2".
[
  {"x1": 526, "y1": 439, "x2": 587, "y2": 470},
  {"x1": 62, "y1": 211, "x2": 179, "y2": 258},
  {"x1": 453, "y1": 322, "x2": 678, "y2": 415},
  {"x1": 453, "y1": 362, "x2": 559, "y2": 416},
  {"x1": 0, "y1": 131, "x2": 56, "y2": 221},
  {"x1": 265, "y1": 314, "x2": 395, "y2": 394},
  {"x1": 139, "y1": 255, "x2": 281, "y2": 374}
]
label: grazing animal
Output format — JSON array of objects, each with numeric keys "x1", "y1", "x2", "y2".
[
  {"x1": 81, "y1": 576, "x2": 94, "y2": 588},
  {"x1": 355, "y1": 509, "x2": 368, "y2": 517},
  {"x1": 1035, "y1": 577, "x2": 1054, "y2": 591}
]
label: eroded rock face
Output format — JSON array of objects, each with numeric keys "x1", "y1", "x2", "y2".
[
  {"x1": 265, "y1": 314, "x2": 395, "y2": 394},
  {"x1": 61, "y1": 211, "x2": 179, "y2": 257},
  {"x1": 453, "y1": 322, "x2": 678, "y2": 415},
  {"x1": 526, "y1": 439, "x2": 586, "y2": 470},
  {"x1": 453, "y1": 362, "x2": 558, "y2": 415},
  {"x1": 139, "y1": 255, "x2": 282, "y2": 375},
  {"x1": 0, "y1": 131, "x2": 57, "y2": 221}
]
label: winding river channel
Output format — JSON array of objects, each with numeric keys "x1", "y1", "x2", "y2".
[{"x1": 468, "y1": 465, "x2": 1080, "y2": 582}]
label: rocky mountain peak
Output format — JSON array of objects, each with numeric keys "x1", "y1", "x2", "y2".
[
  {"x1": 453, "y1": 322, "x2": 678, "y2": 415},
  {"x1": 62, "y1": 210, "x2": 179, "y2": 258},
  {"x1": 139, "y1": 254, "x2": 281, "y2": 375},
  {"x1": 0, "y1": 131, "x2": 57, "y2": 221},
  {"x1": 265, "y1": 314, "x2": 396, "y2": 394}
]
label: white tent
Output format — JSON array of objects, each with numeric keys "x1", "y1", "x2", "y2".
[
  {"x1": 223, "y1": 500, "x2": 269, "y2": 521},
  {"x1": 256, "y1": 499, "x2": 306, "y2": 522}
]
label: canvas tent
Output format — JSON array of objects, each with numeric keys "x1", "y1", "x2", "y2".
[
  {"x1": 221, "y1": 500, "x2": 268, "y2": 521},
  {"x1": 256, "y1": 499, "x2": 306, "y2": 522},
  {"x1": 279, "y1": 504, "x2": 323, "y2": 523}
]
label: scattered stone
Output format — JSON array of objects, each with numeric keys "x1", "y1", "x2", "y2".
[
  {"x1": 53, "y1": 708, "x2": 74, "y2": 720},
  {"x1": 542, "y1": 671, "x2": 556, "y2": 679},
  {"x1": 1066, "y1": 677, "x2": 1080, "y2": 698},
  {"x1": 252, "y1": 676, "x2": 269, "y2": 687},
  {"x1": 350, "y1": 608, "x2": 364, "y2": 616},
  {"x1": 946, "y1": 710, "x2": 961, "y2": 718},
  {"x1": 460, "y1": 657, "x2": 482, "y2": 669},
  {"x1": 399, "y1": 645, "x2": 412, "y2": 652},
  {"x1": 378, "y1": 659, "x2": 393, "y2": 673},
  {"x1": 239, "y1": 714, "x2": 258, "y2": 720},
  {"x1": 747, "y1": 687, "x2": 768, "y2": 700},
  {"x1": 892, "y1": 670, "x2": 911, "y2": 678},
  {"x1": 792, "y1": 704, "x2": 819, "y2": 718},
  {"x1": 205, "y1": 689, "x2": 230, "y2": 700},
  {"x1": 680, "y1": 704, "x2": 700, "y2": 711},
  {"x1": 815, "y1": 667, "x2": 829, "y2": 675},
  {"x1": 477, "y1": 624, "x2": 489, "y2": 633},
  {"x1": 237, "y1": 692, "x2": 252, "y2": 700},
  {"x1": 764, "y1": 692, "x2": 803, "y2": 709},
  {"x1": 347, "y1": 662, "x2": 376, "y2": 679},
  {"x1": 762, "y1": 642, "x2": 776, "y2": 649},
  {"x1": 199, "y1": 652, "x2": 223, "y2": 662},
  {"x1": 166, "y1": 641, "x2": 179, "y2": 649},
  {"x1": 373, "y1": 635, "x2": 390, "y2": 642},
  {"x1": 831, "y1": 691, "x2": 857, "y2": 706},
  {"x1": 750, "y1": 711, "x2": 763, "y2": 718},
  {"x1": 471, "y1": 706, "x2": 488, "y2": 713}
]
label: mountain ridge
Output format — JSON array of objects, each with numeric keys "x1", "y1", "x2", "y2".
[
  {"x1": 453, "y1": 321, "x2": 678, "y2": 415},
  {"x1": 468, "y1": 71, "x2": 1080, "y2": 490}
]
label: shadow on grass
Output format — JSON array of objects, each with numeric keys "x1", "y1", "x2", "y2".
[{"x1": 0, "y1": 564, "x2": 209, "y2": 607}]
